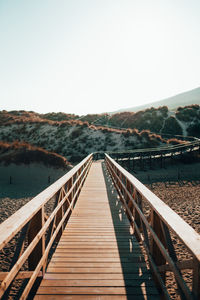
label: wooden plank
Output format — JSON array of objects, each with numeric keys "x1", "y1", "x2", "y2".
[
  {"x1": 37, "y1": 286, "x2": 159, "y2": 295},
  {"x1": 51, "y1": 257, "x2": 144, "y2": 262},
  {"x1": 59, "y1": 238, "x2": 132, "y2": 241},
  {"x1": 35, "y1": 162, "x2": 158, "y2": 299},
  {"x1": 47, "y1": 262, "x2": 147, "y2": 268},
  {"x1": 40, "y1": 279, "x2": 155, "y2": 287},
  {"x1": 55, "y1": 246, "x2": 134, "y2": 250},
  {"x1": 54, "y1": 240, "x2": 134, "y2": 245},
  {"x1": 44, "y1": 273, "x2": 152, "y2": 280},
  {"x1": 53, "y1": 249, "x2": 140, "y2": 253},
  {"x1": 52, "y1": 254, "x2": 142, "y2": 259},
  {"x1": 35, "y1": 295, "x2": 160, "y2": 300},
  {"x1": 46, "y1": 267, "x2": 148, "y2": 273}
]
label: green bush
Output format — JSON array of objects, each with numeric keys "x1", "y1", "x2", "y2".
[
  {"x1": 187, "y1": 123, "x2": 200, "y2": 137},
  {"x1": 161, "y1": 117, "x2": 183, "y2": 135},
  {"x1": 176, "y1": 105, "x2": 200, "y2": 122}
]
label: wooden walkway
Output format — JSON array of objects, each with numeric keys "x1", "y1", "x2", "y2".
[{"x1": 35, "y1": 161, "x2": 159, "y2": 299}]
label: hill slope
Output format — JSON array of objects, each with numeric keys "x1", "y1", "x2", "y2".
[
  {"x1": 78, "y1": 105, "x2": 200, "y2": 138},
  {"x1": 0, "y1": 141, "x2": 72, "y2": 169},
  {"x1": 0, "y1": 110, "x2": 184, "y2": 163},
  {"x1": 113, "y1": 87, "x2": 200, "y2": 113}
]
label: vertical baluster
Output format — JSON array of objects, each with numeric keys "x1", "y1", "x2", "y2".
[
  {"x1": 28, "y1": 207, "x2": 45, "y2": 272},
  {"x1": 67, "y1": 177, "x2": 73, "y2": 209},
  {"x1": 55, "y1": 189, "x2": 64, "y2": 242},
  {"x1": 193, "y1": 257, "x2": 200, "y2": 299},
  {"x1": 126, "y1": 180, "x2": 134, "y2": 226},
  {"x1": 133, "y1": 190, "x2": 142, "y2": 242},
  {"x1": 77, "y1": 168, "x2": 82, "y2": 198},
  {"x1": 119, "y1": 172, "x2": 123, "y2": 201},
  {"x1": 132, "y1": 156, "x2": 135, "y2": 170},
  {"x1": 150, "y1": 210, "x2": 166, "y2": 283}
]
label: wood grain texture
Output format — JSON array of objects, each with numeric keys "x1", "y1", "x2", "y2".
[{"x1": 35, "y1": 162, "x2": 158, "y2": 299}]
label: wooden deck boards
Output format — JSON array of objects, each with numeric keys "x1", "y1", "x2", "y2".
[{"x1": 35, "y1": 162, "x2": 159, "y2": 299}]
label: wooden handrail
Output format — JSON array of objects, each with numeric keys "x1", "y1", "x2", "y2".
[
  {"x1": 0, "y1": 154, "x2": 92, "y2": 250},
  {"x1": 105, "y1": 153, "x2": 200, "y2": 299},
  {"x1": 106, "y1": 139, "x2": 200, "y2": 156},
  {"x1": 0, "y1": 154, "x2": 93, "y2": 299}
]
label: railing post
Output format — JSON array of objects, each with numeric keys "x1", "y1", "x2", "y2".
[
  {"x1": 67, "y1": 177, "x2": 73, "y2": 207},
  {"x1": 140, "y1": 154, "x2": 143, "y2": 170},
  {"x1": 28, "y1": 207, "x2": 45, "y2": 272},
  {"x1": 149, "y1": 154, "x2": 152, "y2": 169},
  {"x1": 193, "y1": 257, "x2": 200, "y2": 299},
  {"x1": 150, "y1": 210, "x2": 166, "y2": 283},
  {"x1": 160, "y1": 153, "x2": 163, "y2": 168},
  {"x1": 132, "y1": 157, "x2": 135, "y2": 170},
  {"x1": 133, "y1": 190, "x2": 142, "y2": 241},
  {"x1": 62, "y1": 177, "x2": 73, "y2": 229},
  {"x1": 128, "y1": 156, "x2": 131, "y2": 171},
  {"x1": 55, "y1": 190, "x2": 64, "y2": 242},
  {"x1": 126, "y1": 180, "x2": 133, "y2": 226},
  {"x1": 76, "y1": 168, "x2": 82, "y2": 200}
]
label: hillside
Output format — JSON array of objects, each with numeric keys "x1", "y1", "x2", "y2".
[
  {"x1": 0, "y1": 110, "x2": 184, "y2": 163},
  {"x1": 2, "y1": 104, "x2": 200, "y2": 140},
  {"x1": 112, "y1": 87, "x2": 200, "y2": 113},
  {"x1": 108, "y1": 105, "x2": 200, "y2": 137},
  {"x1": 0, "y1": 141, "x2": 72, "y2": 169},
  {"x1": 70, "y1": 105, "x2": 200, "y2": 138}
]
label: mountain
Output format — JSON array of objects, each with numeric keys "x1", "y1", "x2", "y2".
[{"x1": 112, "y1": 87, "x2": 200, "y2": 113}]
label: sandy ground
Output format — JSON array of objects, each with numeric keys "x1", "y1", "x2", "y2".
[
  {"x1": 148, "y1": 182, "x2": 200, "y2": 234},
  {"x1": 133, "y1": 160, "x2": 200, "y2": 184},
  {"x1": 0, "y1": 162, "x2": 67, "y2": 198},
  {"x1": 145, "y1": 181, "x2": 200, "y2": 298},
  {"x1": 0, "y1": 161, "x2": 199, "y2": 299},
  {"x1": 135, "y1": 161, "x2": 200, "y2": 298}
]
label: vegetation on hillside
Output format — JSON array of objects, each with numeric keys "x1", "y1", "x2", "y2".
[
  {"x1": 161, "y1": 116, "x2": 183, "y2": 135},
  {"x1": 41, "y1": 112, "x2": 79, "y2": 121},
  {"x1": 175, "y1": 105, "x2": 200, "y2": 137},
  {"x1": 0, "y1": 104, "x2": 198, "y2": 164},
  {"x1": 33, "y1": 105, "x2": 200, "y2": 138},
  {"x1": 0, "y1": 141, "x2": 72, "y2": 168},
  {"x1": 1, "y1": 104, "x2": 199, "y2": 138}
]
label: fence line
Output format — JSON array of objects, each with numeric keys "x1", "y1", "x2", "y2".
[
  {"x1": 0, "y1": 154, "x2": 93, "y2": 299},
  {"x1": 105, "y1": 153, "x2": 200, "y2": 299}
]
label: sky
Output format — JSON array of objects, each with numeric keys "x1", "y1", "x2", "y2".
[{"x1": 0, "y1": 0, "x2": 200, "y2": 115}]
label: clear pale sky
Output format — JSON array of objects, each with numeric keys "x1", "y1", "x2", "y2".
[{"x1": 0, "y1": 0, "x2": 200, "y2": 115}]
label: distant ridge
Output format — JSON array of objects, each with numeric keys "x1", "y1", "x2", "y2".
[{"x1": 112, "y1": 87, "x2": 200, "y2": 113}]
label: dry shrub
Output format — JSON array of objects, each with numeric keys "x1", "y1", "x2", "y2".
[
  {"x1": 0, "y1": 141, "x2": 72, "y2": 169},
  {"x1": 167, "y1": 138, "x2": 185, "y2": 145}
]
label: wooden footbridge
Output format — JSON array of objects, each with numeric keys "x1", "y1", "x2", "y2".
[
  {"x1": 0, "y1": 154, "x2": 200, "y2": 299},
  {"x1": 105, "y1": 139, "x2": 200, "y2": 171}
]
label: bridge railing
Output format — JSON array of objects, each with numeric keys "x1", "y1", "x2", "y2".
[
  {"x1": 105, "y1": 154, "x2": 200, "y2": 300},
  {"x1": 0, "y1": 154, "x2": 93, "y2": 299},
  {"x1": 106, "y1": 139, "x2": 200, "y2": 159}
]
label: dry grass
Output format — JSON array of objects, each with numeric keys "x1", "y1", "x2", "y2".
[{"x1": 0, "y1": 141, "x2": 72, "y2": 168}]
